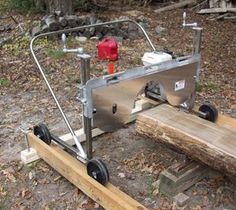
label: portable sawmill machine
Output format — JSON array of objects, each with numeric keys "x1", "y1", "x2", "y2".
[{"x1": 30, "y1": 13, "x2": 218, "y2": 185}]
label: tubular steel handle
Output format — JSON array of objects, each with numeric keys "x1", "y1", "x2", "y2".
[
  {"x1": 182, "y1": 12, "x2": 197, "y2": 28},
  {"x1": 29, "y1": 19, "x2": 156, "y2": 160},
  {"x1": 30, "y1": 19, "x2": 156, "y2": 54}
]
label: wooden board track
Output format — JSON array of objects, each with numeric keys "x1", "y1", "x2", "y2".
[
  {"x1": 136, "y1": 104, "x2": 236, "y2": 176},
  {"x1": 28, "y1": 133, "x2": 147, "y2": 210}
]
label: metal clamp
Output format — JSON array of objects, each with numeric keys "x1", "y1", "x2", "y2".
[{"x1": 62, "y1": 33, "x2": 84, "y2": 54}]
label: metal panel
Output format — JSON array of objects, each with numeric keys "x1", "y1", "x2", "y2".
[{"x1": 90, "y1": 61, "x2": 198, "y2": 132}]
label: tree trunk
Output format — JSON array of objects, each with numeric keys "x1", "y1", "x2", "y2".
[
  {"x1": 136, "y1": 104, "x2": 236, "y2": 176},
  {"x1": 47, "y1": 0, "x2": 73, "y2": 15}
]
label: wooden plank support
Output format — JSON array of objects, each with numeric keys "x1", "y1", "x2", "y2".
[
  {"x1": 136, "y1": 104, "x2": 236, "y2": 176},
  {"x1": 59, "y1": 128, "x2": 104, "y2": 145},
  {"x1": 158, "y1": 161, "x2": 208, "y2": 197},
  {"x1": 28, "y1": 133, "x2": 147, "y2": 210}
]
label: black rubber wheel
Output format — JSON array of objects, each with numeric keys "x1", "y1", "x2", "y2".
[
  {"x1": 199, "y1": 103, "x2": 218, "y2": 122},
  {"x1": 87, "y1": 159, "x2": 109, "y2": 185},
  {"x1": 33, "y1": 123, "x2": 51, "y2": 145}
]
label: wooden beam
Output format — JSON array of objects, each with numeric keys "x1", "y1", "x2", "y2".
[
  {"x1": 28, "y1": 133, "x2": 147, "y2": 210},
  {"x1": 136, "y1": 104, "x2": 236, "y2": 176},
  {"x1": 198, "y1": 8, "x2": 236, "y2": 14},
  {"x1": 59, "y1": 128, "x2": 104, "y2": 145}
]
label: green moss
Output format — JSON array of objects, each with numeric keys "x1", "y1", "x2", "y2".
[
  {"x1": 197, "y1": 82, "x2": 219, "y2": 92},
  {"x1": 47, "y1": 49, "x2": 65, "y2": 60},
  {"x1": 0, "y1": 78, "x2": 10, "y2": 87}
]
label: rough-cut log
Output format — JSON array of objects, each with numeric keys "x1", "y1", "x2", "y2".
[
  {"x1": 83, "y1": 29, "x2": 92, "y2": 38},
  {"x1": 136, "y1": 104, "x2": 236, "y2": 176},
  {"x1": 41, "y1": 24, "x2": 49, "y2": 33},
  {"x1": 77, "y1": 15, "x2": 91, "y2": 26},
  {"x1": 59, "y1": 16, "x2": 67, "y2": 27},
  {"x1": 45, "y1": 15, "x2": 60, "y2": 31},
  {"x1": 154, "y1": 0, "x2": 197, "y2": 13},
  {"x1": 65, "y1": 15, "x2": 78, "y2": 28}
]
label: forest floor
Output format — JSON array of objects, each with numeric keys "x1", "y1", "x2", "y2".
[{"x1": 0, "y1": 4, "x2": 236, "y2": 210}]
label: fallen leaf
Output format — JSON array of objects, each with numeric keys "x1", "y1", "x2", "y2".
[
  {"x1": 0, "y1": 187, "x2": 7, "y2": 196},
  {"x1": 118, "y1": 172, "x2": 125, "y2": 178},
  {"x1": 2, "y1": 167, "x2": 16, "y2": 183},
  {"x1": 193, "y1": 206, "x2": 202, "y2": 210},
  {"x1": 43, "y1": 205, "x2": 51, "y2": 210},
  {"x1": 21, "y1": 189, "x2": 32, "y2": 199}
]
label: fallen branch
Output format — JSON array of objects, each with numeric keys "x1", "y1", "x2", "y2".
[
  {"x1": 190, "y1": 0, "x2": 208, "y2": 11},
  {"x1": 209, "y1": 13, "x2": 229, "y2": 20},
  {"x1": 154, "y1": 0, "x2": 197, "y2": 13},
  {"x1": 224, "y1": 15, "x2": 236, "y2": 20}
]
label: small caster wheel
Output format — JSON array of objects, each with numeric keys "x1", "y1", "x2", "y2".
[
  {"x1": 198, "y1": 103, "x2": 218, "y2": 122},
  {"x1": 33, "y1": 123, "x2": 51, "y2": 145},
  {"x1": 87, "y1": 159, "x2": 109, "y2": 185}
]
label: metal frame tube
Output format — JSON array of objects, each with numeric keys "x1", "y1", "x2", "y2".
[
  {"x1": 79, "y1": 54, "x2": 93, "y2": 159},
  {"x1": 30, "y1": 19, "x2": 156, "y2": 54},
  {"x1": 84, "y1": 118, "x2": 92, "y2": 159},
  {"x1": 192, "y1": 27, "x2": 203, "y2": 55},
  {"x1": 192, "y1": 27, "x2": 202, "y2": 82},
  {"x1": 30, "y1": 38, "x2": 87, "y2": 159},
  {"x1": 51, "y1": 134, "x2": 79, "y2": 156}
]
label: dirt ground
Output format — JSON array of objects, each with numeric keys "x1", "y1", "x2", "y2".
[{"x1": 0, "y1": 4, "x2": 236, "y2": 210}]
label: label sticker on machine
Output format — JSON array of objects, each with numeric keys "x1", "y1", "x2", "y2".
[{"x1": 175, "y1": 80, "x2": 185, "y2": 91}]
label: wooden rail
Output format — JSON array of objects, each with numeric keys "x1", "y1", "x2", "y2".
[{"x1": 28, "y1": 133, "x2": 147, "y2": 210}]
